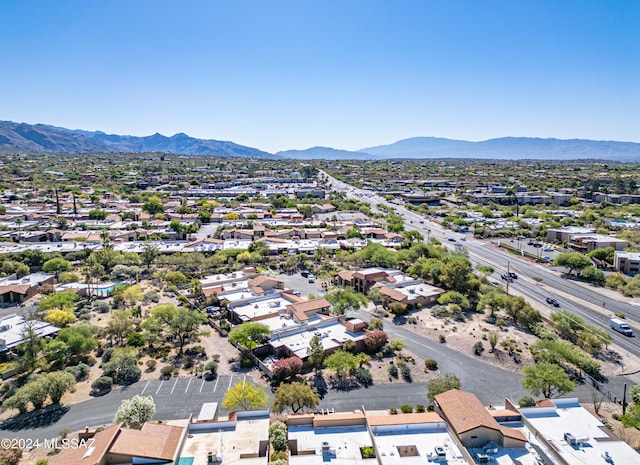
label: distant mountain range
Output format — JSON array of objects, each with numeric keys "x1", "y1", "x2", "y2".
[
  {"x1": 1, "y1": 120, "x2": 639, "y2": 161},
  {"x1": 0, "y1": 121, "x2": 275, "y2": 158}
]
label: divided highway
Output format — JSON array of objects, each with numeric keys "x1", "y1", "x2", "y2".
[{"x1": 322, "y1": 170, "x2": 640, "y2": 362}]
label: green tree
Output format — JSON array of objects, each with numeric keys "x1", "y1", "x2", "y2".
[
  {"x1": 122, "y1": 285, "x2": 144, "y2": 307},
  {"x1": 427, "y1": 373, "x2": 461, "y2": 401},
  {"x1": 325, "y1": 287, "x2": 368, "y2": 315},
  {"x1": 42, "y1": 257, "x2": 72, "y2": 278},
  {"x1": 103, "y1": 346, "x2": 140, "y2": 384},
  {"x1": 142, "y1": 196, "x2": 165, "y2": 215},
  {"x1": 114, "y1": 395, "x2": 156, "y2": 429},
  {"x1": 222, "y1": 380, "x2": 269, "y2": 411},
  {"x1": 56, "y1": 325, "x2": 98, "y2": 359},
  {"x1": 106, "y1": 310, "x2": 135, "y2": 345},
  {"x1": 521, "y1": 362, "x2": 575, "y2": 398},
  {"x1": 553, "y1": 253, "x2": 593, "y2": 275},
  {"x1": 272, "y1": 382, "x2": 320, "y2": 413},
  {"x1": 88, "y1": 208, "x2": 108, "y2": 220},
  {"x1": 140, "y1": 241, "x2": 159, "y2": 269},
  {"x1": 38, "y1": 289, "x2": 78, "y2": 311},
  {"x1": 439, "y1": 259, "x2": 474, "y2": 294},
  {"x1": 44, "y1": 371, "x2": 76, "y2": 404},
  {"x1": 228, "y1": 322, "x2": 271, "y2": 351},
  {"x1": 307, "y1": 334, "x2": 325, "y2": 370},
  {"x1": 324, "y1": 350, "x2": 359, "y2": 378},
  {"x1": 148, "y1": 304, "x2": 206, "y2": 354}
]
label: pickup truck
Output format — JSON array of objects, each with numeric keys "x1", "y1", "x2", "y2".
[{"x1": 610, "y1": 318, "x2": 633, "y2": 336}]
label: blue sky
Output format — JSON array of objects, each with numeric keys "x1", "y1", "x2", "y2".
[{"x1": 1, "y1": 0, "x2": 638, "y2": 152}]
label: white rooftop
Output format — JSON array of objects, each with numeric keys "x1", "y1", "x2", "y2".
[
  {"x1": 231, "y1": 295, "x2": 290, "y2": 320},
  {"x1": 521, "y1": 398, "x2": 640, "y2": 465},
  {"x1": 373, "y1": 427, "x2": 467, "y2": 465},
  {"x1": 271, "y1": 319, "x2": 365, "y2": 359},
  {"x1": 288, "y1": 424, "x2": 373, "y2": 465},
  {"x1": 0, "y1": 314, "x2": 59, "y2": 352}
]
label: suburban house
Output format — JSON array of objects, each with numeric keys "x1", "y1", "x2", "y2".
[
  {"x1": 0, "y1": 272, "x2": 54, "y2": 304},
  {"x1": 52, "y1": 422, "x2": 187, "y2": 465},
  {"x1": 434, "y1": 389, "x2": 527, "y2": 449}
]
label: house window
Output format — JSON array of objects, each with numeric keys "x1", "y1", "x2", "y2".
[{"x1": 471, "y1": 436, "x2": 477, "y2": 440}]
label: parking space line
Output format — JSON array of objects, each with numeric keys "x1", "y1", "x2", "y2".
[
  {"x1": 227, "y1": 375, "x2": 233, "y2": 391},
  {"x1": 170, "y1": 378, "x2": 179, "y2": 394},
  {"x1": 242, "y1": 375, "x2": 246, "y2": 387},
  {"x1": 185, "y1": 378, "x2": 192, "y2": 394},
  {"x1": 199, "y1": 378, "x2": 205, "y2": 393},
  {"x1": 213, "y1": 376, "x2": 220, "y2": 392},
  {"x1": 155, "y1": 381, "x2": 164, "y2": 395},
  {"x1": 140, "y1": 380, "x2": 150, "y2": 396}
]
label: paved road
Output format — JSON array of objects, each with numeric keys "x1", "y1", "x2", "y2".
[{"x1": 323, "y1": 170, "x2": 640, "y2": 359}]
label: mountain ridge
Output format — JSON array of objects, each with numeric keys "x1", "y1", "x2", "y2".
[{"x1": 1, "y1": 120, "x2": 639, "y2": 161}]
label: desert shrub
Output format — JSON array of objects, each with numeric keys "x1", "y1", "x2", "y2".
[
  {"x1": 160, "y1": 366, "x2": 173, "y2": 378},
  {"x1": 424, "y1": 359, "x2": 438, "y2": 371},
  {"x1": 65, "y1": 363, "x2": 90, "y2": 381},
  {"x1": 95, "y1": 301, "x2": 110, "y2": 313},
  {"x1": 269, "y1": 421, "x2": 288, "y2": 452},
  {"x1": 473, "y1": 341, "x2": 484, "y2": 355},
  {"x1": 400, "y1": 404, "x2": 413, "y2": 413},
  {"x1": 388, "y1": 363, "x2": 398, "y2": 378},
  {"x1": 416, "y1": 404, "x2": 426, "y2": 413},
  {"x1": 101, "y1": 347, "x2": 114, "y2": 363},
  {"x1": 518, "y1": 396, "x2": 536, "y2": 408},
  {"x1": 185, "y1": 345, "x2": 207, "y2": 357},
  {"x1": 240, "y1": 357, "x2": 255, "y2": 369},
  {"x1": 355, "y1": 367, "x2": 372, "y2": 386},
  {"x1": 401, "y1": 365, "x2": 411, "y2": 381},
  {"x1": 270, "y1": 451, "x2": 288, "y2": 462},
  {"x1": 0, "y1": 447, "x2": 22, "y2": 465},
  {"x1": 360, "y1": 446, "x2": 376, "y2": 459},
  {"x1": 91, "y1": 376, "x2": 113, "y2": 394},
  {"x1": 144, "y1": 290, "x2": 160, "y2": 303},
  {"x1": 146, "y1": 359, "x2": 157, "y2": 371},
  {"x1": 389, "y1": 408, "x2": 398, "y2": 414},
  {"x1": 119, "y1": 365, "x2": 141, "y2": 385}
]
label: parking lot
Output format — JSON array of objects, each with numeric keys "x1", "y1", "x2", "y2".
[{"x1": 276, "y1": 272, "x2": 326, "y2": 298}]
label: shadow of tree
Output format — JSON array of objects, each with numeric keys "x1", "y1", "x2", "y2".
[
  {"x1": 309, "y1": 371, "x2": 328, "y2": 399},
  {"x1": 0, "y1": 404, "x2": 70, "y2": 432}
]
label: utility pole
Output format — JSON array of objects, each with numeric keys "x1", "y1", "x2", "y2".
[{"x1": 623, "y1": 383, "x2": 628, "y2": 415}]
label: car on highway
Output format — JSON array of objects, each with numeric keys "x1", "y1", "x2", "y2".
[
  {"x1": 301, "y1": 271, "x2": 310, "y2": 278},
  {"x1": 448, "y1": 238, "x2": 456, "y2": 242},
  {"x1": 507, "y1": 271, "x2": 518, "y2": 279},
  {"x1": 542, "y1": 247, "x2": 553, "y2": 252},
  {"x1": 527, "y1": 241, "x2": 535, "y2": 246},
  {"x1": 546, "y1": 297, "x2": 560, "y2": 307},
  {"x1": 419, "y1": 220, "x2": 424, "y2": 224},
  {"x1": 542, "y1": 256, "x2": 552, "y2": 262},
  {"x1": 308, "y1": 275, "x2": 315, "y2": 283},
  {"x1": 532, "y1": 243, "x2": 543, "y2": 248},
  {"x1": 501, "y1": 274, "x2": 513, "y2": 282}
]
